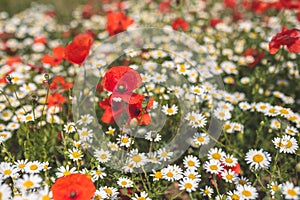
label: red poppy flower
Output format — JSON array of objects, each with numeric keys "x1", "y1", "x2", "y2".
[
  {"x1": 64, "y1": 33, "x2": 94, "y2": 65},
  {"x1": 224, "y1": 0, "x2": 237, "y2": 9},
  {"x1": 210, "y1": 18, "x2": 222, "y2": 27},
  {"x1": 47, "y1": 92, "x2": 67, "y2": 108},
  {"x1": 159, "y1": 1, "x2": 172, "y2": 13},
  {"x1": 42, "y1": 46, "x2": 65, "y2": 66},
  {"x1": 34, "y1": 36, "x2": 47, "y2": 44},
  {"x1": 102, "y1": 66, "x2": 142, "y2": 93},
  {"x1": 279, "y1": 0, "x2": 300, "y2": 9},
  {"x1": 6, "y1": 56, "x2": 22, "y2": 67},
  {"x1": 106, "y1": 11, "x2": 134, "y2": 36},
  {"x1": 269, "y1": 27, "x2": 300, "y2": 54},
  {"x1": 171, "y1": 18, "x2": 189, "y2": 31},
  {"x1": 243, "y1": 48, "x2": 265, "y2": 68},
  {"x1": 49, "y1": 76, "x2": 73, "y2": 91},
  {"x1": 242, "y1": 0, "x2": 271, "y2": 14},
  {"x1": 128, "y1": 94, "x2": 154, "y2": 125},
  {"x1": 51, "y1": 173, "x2": 96, "y2": 200}
]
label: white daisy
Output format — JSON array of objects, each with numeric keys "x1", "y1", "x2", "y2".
[
  {"x1": 192, "y1": 132, "x2": 210, "y2": 146},
  {"x1": 56, "y1": 165, "x2": 77, "y2": 177},
  {"x1": 214, "y1": 108, "x2": 232, "y2": 121},
  {"x1": 117, "y1": 177, "x2": 133, "y2": 188},
  {"x1": 94, "y1": 149, "x2": 111, "y2": 163},
  {"x1": 237, "y1": 185, "x2": 258, "y2": 199},
  {"x1": 162, "y1": 104, "x2": 178, "y2": 116},
  {"x1": 282, "y1": 181, "x2": 300, "y2": 200},
  {"x1": 68, "y1": 148, "x2": 83, "y2": 161},
  {"x1": 183, "y1": 155, "x2": 200, "y2": 169},
  {"x1": 161, "y1": 164, "x2": 183, "y2": 181},
  {"x1": 221, "y1": 169, "x2": 238, "y2": 183},
  {"x1": 245, "y1": 149, "x2": 271, "y2": 170},
  {"x1": 208, "y1": 148, "x2": 226, "y2": 161},
  {"x1": 178, "y1": 177, "x2": 199, "y2": 193},
  {"x1": 200, "y1": 185, "x2": 214, "y2": 198},
  {"x1": 203, "y1": 160, "x2": 224, "y2": 174},
  {"x1": 132, "y1": 191, "x2": 151, "y2": 200},
  {"x1": 24, "y1": 161, "x2": 43, "y2": 174},
  {"x1": 63, "y1": 122, "x2": 77, "y2": 133}
]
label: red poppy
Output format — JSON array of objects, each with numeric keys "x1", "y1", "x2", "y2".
[
  {"x1": 47, "y1": 92, "x2": 67, "y2": 108},
  {"x1": 106, "y1": 11, "x2": 134, "y2": 36},
  {"x1": 41, "y1": 46, "x2": 65, "y2": 66},
  {"x1": 269, "y1": 27, "x2": 300, "y2": 54},
  {"x1": 159, "y1": 1, "x2": 172, "y2": 13},
  {"x1": 171, "y1": 18, "x2": 189, "y2": 31},
  {"x1": 102, "y1": 66, "x2": 142, "y2": 93},
  {"x1": 224, "y1": 0, "x2": 237, "y2": 9},
  {"x1": 64, "y1": 33, "x2": 94, "y2": 65},
  {"x1": 49, "y1": 76, "x2": 73, "y2": 91},
  {"x1": 6, "y1": 56, "x2": 22, "y2": 67},
  {"x1": 279, "y1": 0, "x2": 300, "y2": 9},
  {"x1": 51, "y1": 173, "x2": 95, "y2": 200},
  {"x1": 210, "y1": 18, "x2": 222, "y2": 27},
  {"x1": 243, "y1": 48, "x2": 265, "y2": 68},
  {"x1": 34, "y1": 36, "x2": 47, "y2": 44},
  {"x1": 82, "y1": 4, "x2": 94, "y2": 19},
  {"x1": 128, "y1": 94, "x2": 154, "y2": 125},
  {"x1": 242, "y1": 0, "x2": 271, "y2": 14}
]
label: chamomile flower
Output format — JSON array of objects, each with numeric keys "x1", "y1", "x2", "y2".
[
  {"x1": 285, "y1": 125, "x2": 298, "y2": 136},
  {"x1": 68, "y1": 148, "x2": 83, "y2": 161},
  {"x1": 117, "y1": 134, "x2": 133, "y2": 148},
  {"x1": 152, "y1": 73, "x2": 167, "y2": 83},
  {"x1": 117, "y1": 177, "x2": 133, "y2": 188},
  {"x1": 107, "y1": 142, "x2": 120, "y2": 151},
  {"x1": 162, "y1": 104, "x2": 178, "y2": 116},
  {"x1": 14, "y1": 159, "x2": 28, "y2": 172},
  {"x1": 124, "y1": 48, "x2": 139, "y2": 57},
  {"x1": 168, "y1": 86, "x2": 184, "y2": 98},
  {"x1": 105, "y1": 126, "x2": 115, "y2": 135},
  {"x1": 101, "y1": 186, "x2": 119, "y2": 199},
  {"x1": 208, "y1": 148, "x2": 225, "y2": 161},
  {"x1": 200, "y1": 185, "x2": 214, "y2": 198},
  {"x1": 56, "y1": 165, "x2": 77, "y2": 177},
  {"x1": 239, "y1": 102, "x2": 251, "y2": 111},
  {"x1": 151, "y1": 169, "x2": 162, "y2": 181},
  {"x1": 183, "y1": 168, "x2": 201, "y2": 182},
  {"x1": 157, "y1": 148, "x2": 173, "y2": 161},
  {"x1": 0, "y1": 162, "x2": 19, "y2": 179},
  {"x1": 0, "y1": 131, "x2": 12, "y2": 141},
  {"x1": 235, "y1": 176, "x2": 251, "y2": 186},
  {"x1": 221, "y1": 169, "x2": 238, "y2": 183},
  {"x1": 214, "y1": 108, "x2": 232, "y2": 121},
  {"x1": 270, "y1": 119, "x2": 281, "y2": 130},
  {"x1": 128, "y1": 149, "x2": 148, "y2": 168},
  {"x1": 179, "y1": 177, "x2": 199, "y2": 193},
  {"x1": 25, "y1": 161, "x2": 43, "y2": 174},
  {"x1": 162, "y1": 164, "x2": 183, "y2": 181},
  {"x1": 273, "y1": 135, "x2": 298, "y2": 154},
  {"x1": 78, "y1": 128, "x2": 93, "y2": 142},
  {"x1": 0, "y1": 109, "x2": 13, "y2": 121},
  {"x1": 237, "y1": 185, "x2": 258, "y2": 199},
  {"x1": 145, "y1": 131, "x2": 161, "y2": 142},
  {"x1": 282, "y1": 181, "x2": 300, "y2": 200},
  {"x1": 221, "y1": 154, "x2": 238, "y2": 167},
  {"x1": 91, "y1": 165, "x2": 106, "y2": 181},
  {"x1": 132, "y1": 191, "x2": 152, "y2": 200},
  {"x1": 63, "y1": 122, "x2": 76, "y2": 133},
  {"x1": 203, "y1": 160, "x2": 224, "y2": 174},
  {"x1": 192, "y1": 113, "x2": 207, "y2": 128},
  {"x1": 94, "y1": 149, "x2": 111, "y2": 163},
  {"x1": 16, "y1": 174, "x2": 42, "y2": 191},
  {"x1": 183, "y1": 155, "x2": 200, "y2": 169},
  {"x1": 77, "y1": 114, "x2": 93, "y2": 125},
  {"x1": 245, "y1": 149, "x2": 271, "y2": 170},
  {"x1": 267, "y1": 181, "x2": 281, "y2": 198},
  {"x1": 93, "y1": 189, "x2": 108, "y2": 200},
  {"x1": 192, "y1": 132, "x2": 210, "y2": 146},
  {"x1": 226, "y1": 190, "x2": 242, "y2": 200},
  {"x1": 0, "y1": 183, "x2": 12, "y2": 199}
]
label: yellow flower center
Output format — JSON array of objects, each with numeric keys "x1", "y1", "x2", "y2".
[
  {"x1": 4, "y1": 169, "x2": 11, "y2": 175},
  {"x1": 104, "y1": 188, "x2": 112, "y2": 195},
  {"x1": 226, "y1": 174, "x2": 233, "y2": 180},
  {"x1": 212, "y1": 153, "x2": 221, "y2": 160},
  {"x1": 132, "y1": 155, "x2": 142, "y2": 163},
  {"x1": 188, "y1": 174, "x2": 196, "y2": 179},
  {"x1": 30, "y1": 165, "x2": 38, "y2": 170},
  {"x1": 231, "y1": 194, "x2": 240, "y2": 200},
  {"x1": 121, "y1": 181, "x2": 127, "y2": 186},
  {"x1": 185, "y1": 183, "x2": 193, "y2": 189},
  {"x1": 197, "y1": 137, "x2": 204, "y2": 142},
  {"x1": 187, "y1": 160, "x2": 195, "y2": 167},
  {"x1": 23, "y1": 180, "x2": 34, "y2": 189},
  {"x1": 225, "y1": 158, "x2": 233, "y2": 163},
  {"x1": 121, "y1": 138, "x2": 129, "y2": 143},
  {"x1": 72, "y1": 152, "x2": 81, "y2": 158},
  {"x1": 285, "y1": 140, "x2": 293, "y2": 148},
  {"x1": 242, "y1": 190, "x2": 251, "y2": 197},
  {"x1": 210, "y1": 165, "x2": 218, "y2": 171},
  {"x1": 253, "y1": 154, "x2": 264, "y2": 163},
  {"x1": 100, "y1": 154, "x2": 107, "y2": 159},
  {"x1": 42, "y1": 195, "x2": 51, "y2": 200},
  {"x1": 287, "y1": 189, "x2": 297, "y2": 196},
  {"x1": 63, "y1": 171, "x2": 71, "y2": 176},
  {"x1": 167, "y1": 108, "x2": 174, "y2": 114},
  {"x1": 154, "y1": 171, "x2": 162, "y2": 179},
  {"x1": 166, "y1": 172, "x2": 173, "y2": 177}
]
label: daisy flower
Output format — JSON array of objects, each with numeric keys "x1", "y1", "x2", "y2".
[
  {"x1": 162, "y1": 104, "x2": 178, "y2": 116},
  {"x1": 25, "y1": 161, "x2": 43, "y2": 174},
  {"x1": 214, "y1": 108, "x2": 232, "y2": 121},
  {"x1": 14, "y1": 159, "x2": 28, "y2": 172},
  {"x1": 77, "y1": 114, "x2": 93, "y2": 125},
  {"x1": 68, "y1": 148, "x2": 83, "y2": 161},
  {"x1": 157, "y1": 148, "x2": 173, "y2": 161},
  {"x1": 200, "y1": 185, "x2": 214, "y2": 198},
  {"x1": 183, "y1": 168, "x2": 201, "y2": 182},
  {"x1": 117, "y1": 177, "x2": 134, "y2": 188},
  {"x1": 151, "y1": 169, "x2": 163, "y2": 181},
  {"x1": 245, "y1": 149, "x2": 271, "y2": 170},
  {"x1": 267, "y1": 181, "x2": 281, "y2": 198},
  {"x1": 221, "y1": 154, "x2": 238, "y2": 167},
  {"x1": 63, "y1": 122, "x2": 77, "y2": 133},
  {"x1": 101, "y1": 186, "x2": 119, "y2": 199},
  {"x1": 56, "y1": 165, "x2": 77, "y2": 177},
  {"x1": 124, "y1": 48, "x2": 139, "y2": 57},
  {"x1": 282, "y1": 181, "x2": 300, "y2": 200},
  {"x1": 78, "y1": 128, "x2": 93, "y2": 142},
  {"x1": 285, "y1": 126, "x2": 298, "y2": 136},
  {"x1": 203, "y1": 160, "x2": 224, "y2": 174},
  {"x1": 273, "y1": 135, "x2": 299, "y2": 154},
  {"x1": 183, "y1": 155, "x2": 200, "y2": 169},
  {"x1": 145, "y1": 131, "x2": 161, "y2": 142},
  {"x1": 226, "y1": 190, "x2": 242, "y2": 200},
  {"x1": 93, "y1": 189, "x2": 108, "y2": 200},
  {"x1": 237, "y1": 185, "x2": 258, "y2": 199},
  {"x1": 178, "y1": 177, "x2": 199, "y2": 193},
  {"x1": 168, "y1": 86, "x2": 184, "y2": 98},
  {"x1": 128, "y1": 149, "x2": 148, "y2": 168},
  {"x1": 105, "y1": 126, "x2": 115, "y2": 135},
  {"x1": 132, "y1": 191, "x2": 152, "y2": 200},
  {"x1": 221, "y1": 169, "x2": 238, "y2": 183},
  {"x1": 161, "y1": 164, "x2": 183, "y2": 181},
  {"x1": 16, "y1": 174, "x2": 42, "y2": 191},
  {"x1": 94, "y1": 149, "x2": 111, "y2": 163},
  {"x1": 91, "y1": 165, "x2": 106, "y2": 181},
  {"x1": 239, "y1": 102, "x2": 251, "y2": 111},
  {"x1": 192, "y1": 132, "x2": 210, "y2": 146},
  {"x1": 117, "y1": 134, "x2": 133, "y2": 148},
  {"x1": 176, "y1": 63, "x2": 190, "y2": 75},
  {"x1": 192, "y1": 113, "x2": 207, "y2": 128},
  {"x1": 235, "y1": 176, "x2": 251, "y2": 186},
  {"x1": 0, "y1": 131, "x2": 12, "y2": 141},
  {"x1": 208, "y1": 148, "x2": 226, "y2": 161}
]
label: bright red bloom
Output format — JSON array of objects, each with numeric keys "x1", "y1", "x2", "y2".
[
  {"x1": 269, "y1": 27, "x2": 300, "y2": 54},
  {"x1": 102, "y1": 66, "x2": 142, "y2": 93},
  {"x1": 279, "y1": 0, "x2": 300, "y2": 9},
  {"x1": 242, "y1": 0, "x2": 272, "y2": 14},
  {"x1": 64, "y1": 33, "x2": 94, "y2": 65},
  {"x1": 51, "y1": 173, "x2": 95, "y2": 200},
  {"x1": 6, "y1": 56, "x2": 22, "y2": 67},
  {"x1": 128, "y1": 94, "x2": 154, "y2": 125},
  {"x1": 159, "y1": 1, "x2": 172, "y2": 13},
  {"x1": 224, "y1": 0, "x2": 237, "y2": 9},
  {"x1": 34, "y1": 36, "x2": 47, "y2": 44},
  {"x1": 243, "y1": 48, "x2": 265, "y2": 68},
  {"x1": 210, "y1": 18, "x2": 222, "y2": 27},
  {"x1": 47, "y1": 92, "x2": 66, "y2": 108},
  {"x1": 49, "y1": 76, "x2": 73, "y2": 91},
  {"x1": 106, "y1": 11, "x2": 134, "y2": 36},
  {"x1": 42, "y1": 46, "x2": 65, "y2": 66},
  {"x1": 171, "y1": 18, "x2": 189, "y2": 31}
]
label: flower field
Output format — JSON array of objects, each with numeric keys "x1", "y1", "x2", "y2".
[{"x1": 0, "y1": 0, "x2": 300, "y2": 199}]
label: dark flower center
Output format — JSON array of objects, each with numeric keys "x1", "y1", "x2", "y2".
[{"x1": 69, "y1": 191, "x2": 77, "y2": 198}]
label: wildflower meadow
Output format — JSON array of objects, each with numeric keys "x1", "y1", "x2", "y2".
[{"x1": 0, "y1": 0, "x2": 299, "y2": 199}]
